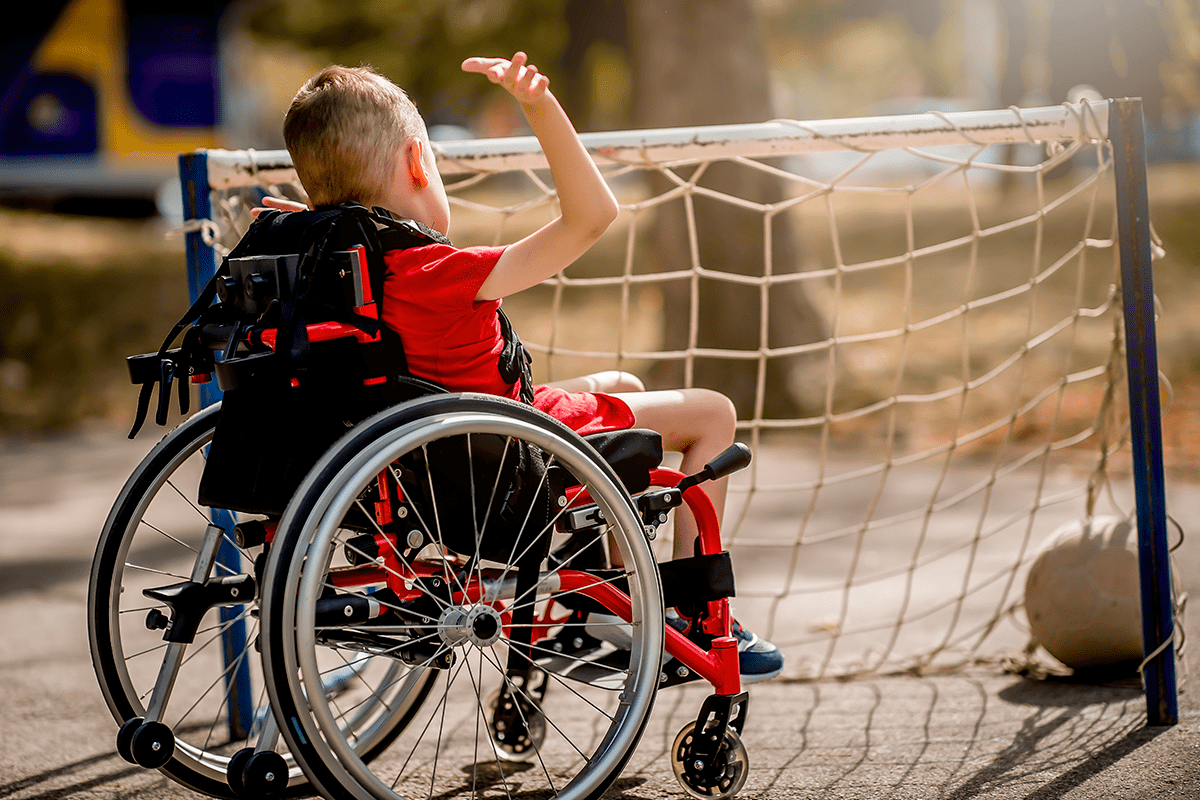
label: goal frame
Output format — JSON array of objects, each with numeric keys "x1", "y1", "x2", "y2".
[
  {"x1": 1108, "y1": 98, "x2": 1174, "y2": 726},
  {"x1": 177, "y1": 98, "x2": 1175, "y2": 727}
]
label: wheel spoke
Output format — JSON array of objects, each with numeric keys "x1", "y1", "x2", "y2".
[
  {"x1": 481, "y1": 640, "x2": 617, "y2": 727},
  {"x1": 504, "y1": 569, "x2": 633, "y2": 620},
  {"x1": 164, "y1": 616, "x2": 259, "y2": 737},
  {"x1": 524, "y1": 638, "x2": 630, "y2": 680},
  {"x1": 461, "y1": 647, "x2": 521, "y2": 799},
  {"x1": 388, "y1": 653, "x2": 469, "y2": 792}
]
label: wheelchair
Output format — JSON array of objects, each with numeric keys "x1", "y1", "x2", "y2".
[{"x1": 89, "y1": 220, "x2": 756, "y2": 800}]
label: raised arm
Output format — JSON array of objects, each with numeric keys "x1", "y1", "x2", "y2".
[{"x1": 462, "y1": 52, "x2": 619, "y2": 301}]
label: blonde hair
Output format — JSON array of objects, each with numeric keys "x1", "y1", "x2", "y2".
[{"x1": 284, "y1": 65, "x2": 428, "y2": 207}]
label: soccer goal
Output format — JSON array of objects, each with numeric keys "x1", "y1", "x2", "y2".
[{"x1": 178, "y1": 98, "x2": 1177, "y2": 724}]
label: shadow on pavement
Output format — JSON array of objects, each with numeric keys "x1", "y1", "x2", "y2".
[{"x1": 0, "y1": 751, "x2": 156, "y2": 800}]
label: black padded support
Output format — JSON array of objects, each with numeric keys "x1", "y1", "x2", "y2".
[
  {"x1": 659, "y1": 551, "x2": 736, "y2": 610},
  {"x1": 581, "y1": 429, "x2": 663, "y2": 495}
]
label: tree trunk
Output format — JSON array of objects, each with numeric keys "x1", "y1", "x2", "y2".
[{"x1": 625, "y1": 0, "x2": 827, "y2": 418}]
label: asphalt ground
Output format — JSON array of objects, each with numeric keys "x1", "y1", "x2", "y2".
[{"x1": 1, "y1": 428, "x2": 1198, "y2": 800}]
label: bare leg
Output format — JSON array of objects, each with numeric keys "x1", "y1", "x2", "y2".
[
  {"x1": 613, "y1": 388, "x2": 736, "y2": 559},
  {"x1": 544, "y1": 370, "x2": 645, "y2": 393},
  {"x1": 542, "y1": 371, "x2": 647, "y2": 569}
]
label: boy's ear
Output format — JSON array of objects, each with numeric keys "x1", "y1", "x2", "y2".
[{"x1": 407, "y1": 139, "x2": 429, "y2": 189}]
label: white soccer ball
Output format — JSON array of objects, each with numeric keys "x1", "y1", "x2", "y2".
[{"x1": 1024, "y1": 516, "x2": 1144, "y2": 670}]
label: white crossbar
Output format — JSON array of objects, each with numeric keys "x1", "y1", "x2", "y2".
[{"x1": 200, "y1": 101, "x2": 1109, "y2": 188}]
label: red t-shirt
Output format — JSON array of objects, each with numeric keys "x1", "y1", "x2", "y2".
[
  {"x1": 383, "y1": 243, "x2": 513, "y2": 396},
  {"x1": 382, "y1": 244, "x2": 634, "y2": 435}
]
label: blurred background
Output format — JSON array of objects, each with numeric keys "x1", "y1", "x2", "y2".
[{"x1": 2, "y1": 0, "x2": 1200, "y2": 435}]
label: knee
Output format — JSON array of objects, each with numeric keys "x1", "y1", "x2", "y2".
[
  {"x1": 689, "y1": 388, "x2": 737, "y2": 438},
  {"x1": 592, "y1": 370, "x2": 644, "y2": 393},
  {"x1": 611, "y1": 371, "x2": 646, "y2": 393}
]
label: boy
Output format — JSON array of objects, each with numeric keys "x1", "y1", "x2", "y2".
[{"x1": 277, "y1": 53, "x2": 781, "y2": 683}]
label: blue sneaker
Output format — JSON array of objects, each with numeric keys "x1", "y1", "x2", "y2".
[
  {"x1": 666, "y1": 610, "x2": 784, "y2": 685},
  {"x1": 730, "y1": 618, "x2": 784, "y2": 684}
]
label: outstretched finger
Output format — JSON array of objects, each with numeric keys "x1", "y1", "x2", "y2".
[
  {"x1": 264, "y1": 195, "x2": 306, "y2": 211},
  {"x1": 251, "y1": 195, "x2": 307, "y2": 217},
  {"x1": 462, "y1": 56, "x2": 508, "y2": 75}
]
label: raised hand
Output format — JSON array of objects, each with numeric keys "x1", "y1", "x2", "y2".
[
  {"x1": 461, "y1": 52, "x2": 550, "y2": 105},
  {"x1": 462, "y1": 49, "x2": 618, "y2": 302}
]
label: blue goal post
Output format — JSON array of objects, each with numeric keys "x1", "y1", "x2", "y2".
[
  {"x1": 1109, "y1": 98, "x2": 1176, "y2": 726},
  {"x1": 177, "y1": 151, "x2": 253, "y2": 740}
]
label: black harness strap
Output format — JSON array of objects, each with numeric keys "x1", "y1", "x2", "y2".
[
  {"x1": 497, "y1": 309, "x2": 536, "y2": 405},
  {"x1": 128, "y1": 215, "x2": 270, "y2": 437}
]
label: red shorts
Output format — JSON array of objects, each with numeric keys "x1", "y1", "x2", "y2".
[{"x1": 531, "y1": 385, "x2": 635, "y2": 436}]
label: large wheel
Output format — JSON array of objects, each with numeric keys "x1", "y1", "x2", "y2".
[
  {"x1": 262, "y1": 394, "x2": 664, "y2": 800},
  {"x1": 88, "y1": 405, "x2": 436, "y2": 798}
]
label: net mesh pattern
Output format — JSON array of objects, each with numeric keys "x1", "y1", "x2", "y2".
[{"x1": 188, "y1": 101, "x2": 1183, "y2": 679}]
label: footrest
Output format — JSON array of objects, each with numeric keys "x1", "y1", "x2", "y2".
[{"x1": 534, "y1": 644, "x2": 630, "y2": 690}]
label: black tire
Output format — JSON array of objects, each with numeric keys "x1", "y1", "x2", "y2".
[
  {"x1": 88, "y1": 405, "x2": 435, "y2": 798},
  {"x1": 262, "y1": 394, "x2": 664, "y2": 800}
]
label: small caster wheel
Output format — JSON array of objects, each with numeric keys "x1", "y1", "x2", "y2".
[
  {"x1": 116, "y1": 716, "x2": 143, "y2": 764},
  {"x1": 670, "y1": 721, "x2": 750, "y2": 800},
  {"x1": 486, "y1": 688, "x2": 546, "y2": 762},
  {"x1": 129, "y1": 720, "x2": 175, "y2": 769},
  {"x1": 226, "y1": 747, "x2": 254, "y2": 796},
  {"x1": 242, "y1": 751, "x2": 289, "y2": 798}
]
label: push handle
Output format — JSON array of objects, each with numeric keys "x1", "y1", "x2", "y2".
[{"x1": 677, "y1": 443, "x2": 753, "y2": 493}]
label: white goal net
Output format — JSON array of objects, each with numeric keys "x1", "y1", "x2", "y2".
[{"x1": 186, "y1": 100, "x2": 1177, "y2": 680}]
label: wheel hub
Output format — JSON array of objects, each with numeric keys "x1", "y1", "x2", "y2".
[{"x1": 438, "y1": 605, "x2": 503, "y2": 648}]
